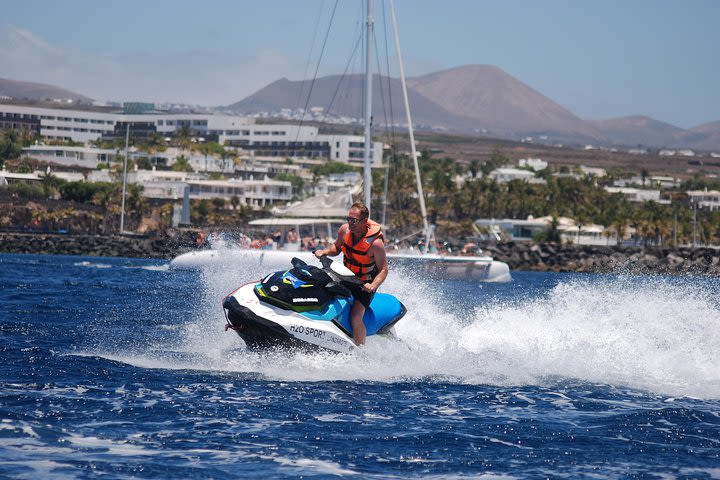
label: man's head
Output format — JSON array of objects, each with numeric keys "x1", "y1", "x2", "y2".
[{"x1": 347, "y1": 201, "x2": 369, "y2": 234}]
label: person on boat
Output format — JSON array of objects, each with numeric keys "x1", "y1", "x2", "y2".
[
  {"x1": 285, "y1": 228, "x2": 298, "y2": 244},
  {"x1": 314, "y1": 201, "x2": 388, "y2": 346}
]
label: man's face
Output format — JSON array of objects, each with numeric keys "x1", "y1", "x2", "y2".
[{"x1": 346, "y1": 207, "x2": 366, "y2": 235}]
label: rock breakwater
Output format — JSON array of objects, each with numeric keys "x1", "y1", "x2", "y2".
[
  {"x1": 483, "y1": 242, "x2": 720, "y2": 275},
  {"x1": 1, "y1": 232, "x2": 718, "y2": 275},
  {"x1": 0, "y1": 231, "x2": 195, "y2": 259}
]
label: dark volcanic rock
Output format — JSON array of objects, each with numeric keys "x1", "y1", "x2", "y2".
[
  {"x1": 481, "y1": 242, "x2": 720, "y2": 275},
  {"x1": 0, "y1": 231, "x2": 200, "y2": 259},
  {"x1": 1, "y1": 232, "x2": 719, "y2": 275}
]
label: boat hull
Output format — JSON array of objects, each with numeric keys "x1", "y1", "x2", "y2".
[
  {"x1": 171, "y1": 248, "x2": 317, "y2": 272},
  {"x1": 172, "y1": 248, "x2": 511, "y2": 282},
  {"x1": 387, "y1": 252, "x2": 512, "y2": 282}
]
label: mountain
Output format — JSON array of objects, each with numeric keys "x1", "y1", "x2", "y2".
[
  {"x1": 588, "y1": 116, "x2": 686, "y2": 148},
  {"x1": 588, "y1": 116, "x2": 720, "y2": 152},
  {"x1": 225, "y1": 66, "x2": 603, "y2": 144},
  {"x1": 226, "y1": 74, "x2": 477, "y2": 131},
  {"x1": 682, "y1": 121, "x2": 720, "y2": 152},
  {"x1": 225, "y1": 65, "x2": 720, "y2": 150},
  {"x1": 406, "y1": 65, "x2": 602, "y2": 142},
  {"x1": 0, "y1": 77, "x2": 92, "y2": 103}
]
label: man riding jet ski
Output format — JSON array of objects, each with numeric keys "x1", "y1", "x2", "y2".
[{"x1": 223, "y1": 257, "x2": 406, "y2": 353}]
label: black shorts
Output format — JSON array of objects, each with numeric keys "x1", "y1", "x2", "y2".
[{"x1": 348, "y1": 283, "x2": 375, "y2": 309}]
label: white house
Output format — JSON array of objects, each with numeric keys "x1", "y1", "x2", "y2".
[
  {"x1": 687, "y1": 189, "x2": 720, "y2": 211},
  {"x1": 605, "y1": 187, "x2": 670, "y2": 204},
  {"x1": 475, "y1": 216, "x2": 616, "y2": 245},
  {"x1": 309, "y1": 172, "x2": 362, "y2": 196},
  {"x1": 518, "y1": 158, "x2": 547, "y2": 171},
  {"x1": 21, "y1": 145, "x2": 118, "y2": 168},
  {"x1": 186, "y1": 176, "x2": 292, "y2": 208},
  {"x1": 579, "y1": 166, "x2": 607, "y2": 177},
  {"x1": 0, "y1": 170, "x2": 42, "y2": 186},
  {"x1": 488, "y1": 167, "x2": 542, "y2": 183}
]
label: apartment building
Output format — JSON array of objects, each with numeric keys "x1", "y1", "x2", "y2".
[{"x1": 1, "y1": 102, "x2": 384, "y2": 167}]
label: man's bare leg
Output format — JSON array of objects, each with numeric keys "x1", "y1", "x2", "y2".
[{"x1": 350, "y1": 301, "x2": 367, "y2": 346}]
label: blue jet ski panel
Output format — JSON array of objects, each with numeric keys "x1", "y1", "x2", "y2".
[{"x1": 332, "y1": 293, "x2": 406, "y2": 336}]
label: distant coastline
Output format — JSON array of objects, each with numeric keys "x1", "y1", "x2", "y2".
[{"x1": 1, "y1": 231, "x2": 718, "y2": 275}]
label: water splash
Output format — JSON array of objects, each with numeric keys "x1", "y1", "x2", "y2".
[
  {"x1": 103, "y1": 255, "x2": 720, "y2": 399},
  {"x1": 455, "y1": 276, "x2": 720, "y2": 398}
]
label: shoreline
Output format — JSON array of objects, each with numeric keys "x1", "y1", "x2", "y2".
[
  {"x1": 1, "y1": 231, "x2": 719, "y2": 275},
  {"x1": 482, "y1": 241, "x2": 720, "y2": 275},
  {"x1": 0, "y1": 231, "x2": 193, "y2": 260}
]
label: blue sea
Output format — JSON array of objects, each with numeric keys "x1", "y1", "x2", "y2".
[{"x1": 1, "y1": 252, "x2": 719, "y2": 479}]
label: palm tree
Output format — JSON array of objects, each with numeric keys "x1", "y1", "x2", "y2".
[
  {"x1": 18, "y1": 126, "x2": 38, "y2": 147},
  {"x1": 0, "y1": 128, "x2": 21, "y2": 166},
  {"x1": 92, "y1": 187, "x2": 117, "y2": 234},
  {"x1": 172, "y1": 155, "x2": 192, "y2": 172},
  {"x1": 640, "y1": 168, "x2": 649, "y2": 187},
  {"x1": 125, "y1": 184, "x2": 147, "y2": 230},
  {"x1": 640, "y1": 200, "x2": 672, "y2": 246},
  {"x1": 609, "y1": 200, "x2": 633, "y2": 244},
  {"x1": 174, "y1": 125, "x2": 193, "y2": 152}
]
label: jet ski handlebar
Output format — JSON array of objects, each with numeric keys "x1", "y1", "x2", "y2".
[{"x1": 291, "y1": 255, "x2": 364, "y2": 287}]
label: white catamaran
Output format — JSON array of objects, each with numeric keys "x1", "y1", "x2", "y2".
[{"x1": 171, "y1": 0, "x2": 511, "y2": 282}]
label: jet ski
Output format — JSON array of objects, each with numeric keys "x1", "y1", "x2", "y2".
[{"x1": 222, "y1": 256, "x2": 407, "y2": 353}]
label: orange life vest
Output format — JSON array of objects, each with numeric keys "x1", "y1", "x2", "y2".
[{"x1": 341, "y1": 219, "x2": 384, "y2": 282}]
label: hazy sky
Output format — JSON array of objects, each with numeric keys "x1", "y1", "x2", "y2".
[{"x1": 2, "y1": 0, "x2": 718, "y2": 128}]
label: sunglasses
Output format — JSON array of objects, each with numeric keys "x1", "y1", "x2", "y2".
[{"x1": 346, "y1": 216, "x2": 363, "y2": 225}]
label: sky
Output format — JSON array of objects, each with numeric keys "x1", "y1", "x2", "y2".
[{"x1": 1, "y1": 0, "x2": 718, "y2": 129}]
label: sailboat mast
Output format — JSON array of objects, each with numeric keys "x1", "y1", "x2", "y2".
[
  {"x1": 363, "y1": 0, "x2": 374, "y2": 210},
  {"x1": 120, "y1": 122, "x2": 130, "y2": 234},
  {"x1": 389, "y1": 0, "x2": 430, "y2": 253}
]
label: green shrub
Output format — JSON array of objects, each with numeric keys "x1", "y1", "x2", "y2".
[
  {"x1": 60, "y1": 181, "x2": 114, "y2": 203},
  {"x1": 7, "y1": 182, "x2": 45, "y2": 200}
]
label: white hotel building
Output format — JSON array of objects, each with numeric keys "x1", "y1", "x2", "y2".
[{"x1": 0, "y1": 103, "x2": 384, "y2": 168}]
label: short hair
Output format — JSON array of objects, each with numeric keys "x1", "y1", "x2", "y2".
[{"x1": 350, "y1": 201, "x2": 369, "y2": 219}]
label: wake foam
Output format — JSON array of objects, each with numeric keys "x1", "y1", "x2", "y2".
[{"x1": 106, "y1": 255, "x2": 720, "y2": 399}]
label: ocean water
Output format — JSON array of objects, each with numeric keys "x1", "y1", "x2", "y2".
[{"x1": 1, "y1": 252, "x2": 719, "y2": 479}]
